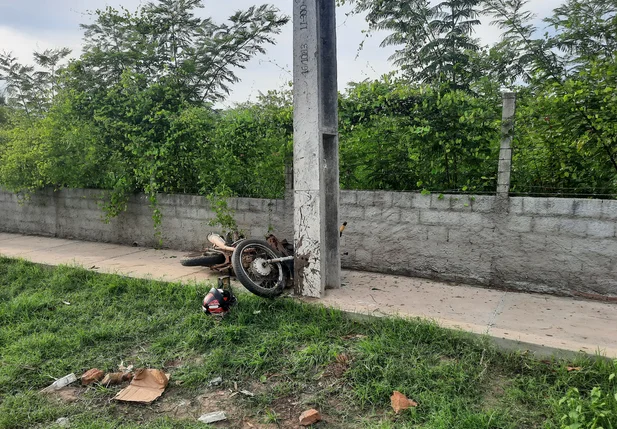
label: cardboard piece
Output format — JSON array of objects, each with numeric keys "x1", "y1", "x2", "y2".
[{"x1": 114, "y1": 369, "x2": 169, "y2": 403}]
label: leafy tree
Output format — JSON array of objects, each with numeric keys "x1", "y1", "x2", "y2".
[
  {"x1": 78, "y1": 1, "x2": 289, "y2": 103},
  {"x1": 511, "y1": 56, "x2": 617, "y2": 192},
  {"x1": 0, "y1": 96, "x2": 9, "y2": 128},
  {"x1": 466, "y1": 45, "x2": 522, "y2": 88},
  {"x1": 546, "y1": 0, "x2": 617, "y2": 72},
  {"x1": 340, "y1": 0, "x2": 482, "y2": 90},
  {"x1": 484, "y1": 0, "x2": 617, "y2": 176},
  {"x1": 482, "y1": 0, "x2": 549, "y2": 83},
  {"x1": 483, "y1": 0, "x2": 617, "y2": 83},
  {"x1": 0, "y1": 104, "x2": 106, "y2": 194},
  {"x1": 0, "y1": 0, "x2": 290, "y2": 230},
  {"x1": 1, "y1": 0, "x2": 616, "y2": 213},
  {"x1": 199, "y1": 90, "x2": 292, "y2": 199},
  {"x1": 0, "y1": 48, "x2": 71, "y2": 118},
  {"x1": 339, "y1": 77, "x2": 501, "y2": 192}
]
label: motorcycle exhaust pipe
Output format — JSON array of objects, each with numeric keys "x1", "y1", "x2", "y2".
[{"x1": 207, "y1": 233, "x2": 236, "y2": 252}]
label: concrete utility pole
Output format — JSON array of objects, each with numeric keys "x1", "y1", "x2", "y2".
[
  {"x1": 497, "y1": 92, "x2": 516, "y2": 198},
  {"x1": 292, "y1": 0, "x2": 341, "y2": 297}
]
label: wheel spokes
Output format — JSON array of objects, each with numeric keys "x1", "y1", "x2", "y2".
[{"x1": 240, "y1": 244, "x2": 282, "y2": 289}]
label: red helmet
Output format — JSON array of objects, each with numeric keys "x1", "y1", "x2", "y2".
[{"x1": 202, "y1": 288, "x2": 236, "y2": 315}]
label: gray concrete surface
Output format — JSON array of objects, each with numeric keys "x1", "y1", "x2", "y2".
[
  {"x1": 1, "y1": 233, "x2": 616, "y2": 359},
  {"x1": 339, "y1": 192, "x2": 617, "y2": 297},
  {"x1": 1, "y1": 188, "x2": 616, "y2": 297},
  {"x1": 293, "y1": 0, "x2": 341, "y2": 297},
  {"x1": 0, "y1": 188, "x2": 291, "y2": 253},
  {"x1": 320, "y1": 271, "x2": 617, "y2": 359}
]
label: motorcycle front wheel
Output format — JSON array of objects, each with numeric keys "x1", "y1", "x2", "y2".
[{"x1": 231, "y1": 239, "x2": 286, "y2": 298}]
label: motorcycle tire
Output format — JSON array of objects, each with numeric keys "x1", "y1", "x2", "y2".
[
  {"x1": 231, "y1": 239, "x2": 286, "y2": 298},
  {"x1": 180, "y1": 251, "x2": 226, "y2": 267}
]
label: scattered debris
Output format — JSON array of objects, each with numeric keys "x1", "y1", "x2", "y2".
[
  {"x1": 81, "y1": 368, "x2": 105, "y2": 385},
  {"x1": 41, "y1": 373, "x2": 77, "y2": 393},
  {"x1": 325, "y1": 353, "x2": 353, "y2": 378},
  {"x1": 118, "y1": 361, "x2": 134, "y2": 373},
  {"x1": 567, "y1": 366, "x2": 582, "y2": 372},
  {"x1": 102, "y1": 372, "x2": 133, "y2": 387},
  {"x1": 391, "y1": 391, "x2": 418, "y2": 414},
  {"x1": 336, "y1": 353, "x2": 351, "y2": 365},
  {"x1": 198, "y1": 411, "x2": 227, "y2": 424},
  {"x1": 299, "y1": 409, "x2": 322, "y2": 426},
  {"x1": 208, "y1": 376, "x2": 223, "y2": 387},
  {"x1": 55, "y1": 417, "x2": 70, "y2": 427},
  {"x1": 341, "y1": 334, "x2": 367, "y2": 340},
  {"x1": 62, "y1": 301, "x2": 71, "y2": 305},
  {"x1": 115, "y1": 369, "x2": 169, "y2": 404},
  {"x1": 239, "y1": 390, "x2": 254, "y2": 397},
  {"x1": 89, "y1": 265, "x2": 99, "y2": 270},
  {"x1": 253, "y1": 310, "x2": 261, "y2": 315}
]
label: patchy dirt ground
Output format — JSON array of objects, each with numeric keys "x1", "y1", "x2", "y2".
[{"x1": 50, "y1": 369, "x2": 351, "y2": 428}]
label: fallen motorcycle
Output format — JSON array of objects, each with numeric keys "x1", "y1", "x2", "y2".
[{"x1": 181, "y1": 233, "x2": 293, "y2": 298}]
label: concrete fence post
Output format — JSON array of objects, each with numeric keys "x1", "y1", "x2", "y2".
[{"x1": 497, "y1": 92, "x2": 516, "y2": 199}]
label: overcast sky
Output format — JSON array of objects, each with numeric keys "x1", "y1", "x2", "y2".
[{"x1": 1, "y1": 0, "x2": 563, "y2": 105}]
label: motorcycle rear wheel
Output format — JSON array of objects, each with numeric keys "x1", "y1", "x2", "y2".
[{"x1": 231, "y1": 239, "x2": 286, "y2": 298}]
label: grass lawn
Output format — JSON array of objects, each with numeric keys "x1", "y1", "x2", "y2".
[{"x1": 0, "y1": 257, "x2": 615, "y2": 429}]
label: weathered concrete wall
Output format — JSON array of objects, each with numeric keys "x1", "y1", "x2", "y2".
[
  {"x1": 1, "y1": 188, "x2": 615, "y2": 297},
  {"x1": 339, "y1": 191, "x2": 617, "y2": 297},
  {"x1": 0, "y1": 188, "x2": 291, "y2": 251}
]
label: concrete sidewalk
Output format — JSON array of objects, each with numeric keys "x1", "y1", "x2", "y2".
[{"x1": 1, "y1": 232, "x2": 615, "y2": 359}]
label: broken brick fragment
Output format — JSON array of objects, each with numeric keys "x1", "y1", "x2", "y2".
[
  {"x1": 299, "y1": 409, "x2": 322, "y2": 426},
  {"x1": 81, "y1": 368, "x2": 105, "y2": 385},
  {"x1": 391, "y1": 391, "x2": 418, "y2": 414},
  {"x1": 101, "y1": 372, "x2": 133, "y2": 386}
]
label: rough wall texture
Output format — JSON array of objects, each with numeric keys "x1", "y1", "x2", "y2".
[
  {"x1": 339, "y1": 191, "x2": 617, "y2": 297},
  {"x1": 1, "y1": 188, "x2": 615, "y2": 297},
  {"x1": 0, "y1": 188, "x2": 292, "y2": 252}
]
